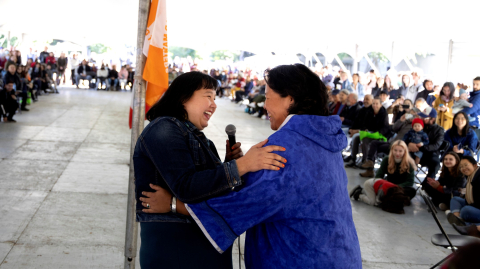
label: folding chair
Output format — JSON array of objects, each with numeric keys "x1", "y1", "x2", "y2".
[{"x1": 420, "y1": 190, "x2": 480, "y2": 268}]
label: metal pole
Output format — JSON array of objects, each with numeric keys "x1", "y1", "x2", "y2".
[
  {"x1": 352, "y1": 44, "x2": 358, "y2": 74},
  {"x1": 7, "y1": 31, "x2": 10, "y2": 50},
  {"x1": 124, "y1": 0, "x2": 151, "y2": 268},
  {"x1": 446, "y1": 39, "x2": 453, "y2": 81}
]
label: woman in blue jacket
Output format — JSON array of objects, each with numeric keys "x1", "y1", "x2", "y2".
[
  {"x1": 142, "y1": 64, "x2": 362, "y2": 269},
  {"x1": 133, "y1": 72, "x2": 287, "y2": 268},
  {"x1": 444, "y1": 112, "x2": 478, "y2": 157}
]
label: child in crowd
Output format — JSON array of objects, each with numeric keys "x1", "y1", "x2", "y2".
[
  {"x1": 452, "y1": 89, "x2": 475, "y2": 121},
  {"x1": 349, "y1": 179, "x2": 411, "y2": 214},
  {"x1": 403, "y1": 118, "x2": 429, "y2": 165}
]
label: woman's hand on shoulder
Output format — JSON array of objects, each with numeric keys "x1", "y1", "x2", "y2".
[
  {"x1": 140, "y1": 184, "x2": 172, "y2": 214},
  {"x1": 225, "y1": 140, "x2": 244, "y2": 162},
  {"x1": 236, "y1": 139, "x2": 287, "y2": 176}
]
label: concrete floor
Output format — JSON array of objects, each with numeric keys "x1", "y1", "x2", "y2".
[{"x1": 0, "y1": 86, "x2": 454, "y2": 268}]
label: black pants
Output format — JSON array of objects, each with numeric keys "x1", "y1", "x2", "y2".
[
  {"x1": 71, "y1": 69, "x2": 76, "y2": 84},
  {"x1": 235, "y1": 90, "x2": 246, "y2": 102},
  {"x1": 415, "y1": 151, "x2": 441, "y2": 178},
  {"x1": 19, "y1": 91, "x2": 28, "y2": 109},
  {"x1": 351, "y1": 137, "x2": 376, "y2": 162},
  {"x1": 421, "y1": 179, "x2": 452, "y2": 206},
  {"x1": 1, "y1": 101, "x2": 18, "y2": 120},
  {"x1": 366, "y1": 140, "x2": 391, "y2": 161}
]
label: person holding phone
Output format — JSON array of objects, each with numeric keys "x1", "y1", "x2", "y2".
[
  {"x1": 433, "y1": 82, "x2": 455, "y2": 130},
  {"x1": 444, "y1": 112, "x2": 478, "y2": 158}
]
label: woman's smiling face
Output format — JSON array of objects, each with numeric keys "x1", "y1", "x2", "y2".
[
  {"x1": 264, "y1": 85, "x2": 293, "y2": 131},
  {"x1": 183, "y1": 88, "x2": 217, "y2": 130}
]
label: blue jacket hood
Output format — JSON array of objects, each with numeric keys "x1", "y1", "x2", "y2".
[{"x1": 281, "y1": 114, "x2": 348, "y2": 153}]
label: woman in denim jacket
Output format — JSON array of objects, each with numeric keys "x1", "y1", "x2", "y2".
[
  {"x1": 134, "y1": 72, "x2": 286, "y2": 269},
  {"x1": 142, "y1": 65, "x2": 362, "y2": 269}
]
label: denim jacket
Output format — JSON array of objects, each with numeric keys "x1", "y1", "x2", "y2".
[{"x1": 133, "y1": 116, "x2": 242, "y2": 223}]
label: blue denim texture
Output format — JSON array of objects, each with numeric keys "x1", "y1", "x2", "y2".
[
  {"x1": 134, "y1": 116, "x2": 242, "y2": 223},
  {"x1": 189, "y1": 115, "x2": 362, "y2": 268},
  {"x1": 450, "y1": 196, "x2": 480, "y2": 225}
]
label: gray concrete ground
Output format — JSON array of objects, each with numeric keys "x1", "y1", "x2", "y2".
[{"x1": 0, "y1": 86, "x2": 454, "y2": 268}]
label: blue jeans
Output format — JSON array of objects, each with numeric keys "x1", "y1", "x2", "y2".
[
  {"x1": 76, "y1": 74, "x2": 92, "y2": 86},
  {"x1": 450, "y1": 196, "x2": 480, "y2": 225},
  {"x1": 108, "y1": 78, "x2": 118, "y2": 88}
]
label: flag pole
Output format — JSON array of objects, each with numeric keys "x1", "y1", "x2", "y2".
[{"x1": 124, "y1": 0, "x2": 151, "y2": 268}]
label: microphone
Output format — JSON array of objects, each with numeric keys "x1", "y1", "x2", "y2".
[{"x1": 225, "y1": 124, "x2": 236, "y2": 149}]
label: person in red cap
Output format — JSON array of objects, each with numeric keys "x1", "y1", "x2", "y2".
[{"x1": 403, "y1": 118, "x2": 430, "y2": 165}]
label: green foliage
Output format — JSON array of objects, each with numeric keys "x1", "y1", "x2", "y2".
[
  {"x1": 367, "y1": 52, "x2": 389, "y2": 63},
  {"x1": 89, "y1": 43, "x2": 111, "y2": 54},
  {"x1": 338, "y1": 53, "x2": 353, "y2": 60},
  {"x1": 211, "y1": 50, "x2": 240, "y2": 61},
  {"x1": 169, "y1": 46, "x2": 199, "y2": 59},
  {"x1": 0, "y1": 35, "x2": 20, "y2": 48}
]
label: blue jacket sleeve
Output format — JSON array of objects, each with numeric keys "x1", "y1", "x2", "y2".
[
  {"x1": 463, "y1": 95, "x2": 480, "y2": 115},
  {"x1": 443, "y1": 130, "x2": 454, "y2": 152},
  {"x1": 463, "y1": 130, "x2": 478, "y2": 156},
  {"x1": 403, "y1": 131, "x2": 412, "y2": 144},
  {"x1": 140, "y1": 119, "x2": 241, "y2": 203}
]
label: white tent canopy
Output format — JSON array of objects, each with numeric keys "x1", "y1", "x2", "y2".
[{"x1": 1, "y1": 0, "x2": 479, "y2": 81}]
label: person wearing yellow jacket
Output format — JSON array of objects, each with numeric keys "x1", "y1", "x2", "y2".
[{"x1": 433, "y1": 82, "x2": 455, "y2": 130}]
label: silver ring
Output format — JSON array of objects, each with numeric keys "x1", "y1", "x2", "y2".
[{"x1": 146, "y1": 203, "x2": 150, "y2": 209}]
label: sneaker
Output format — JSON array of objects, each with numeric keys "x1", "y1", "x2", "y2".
[
  {"x1": 447, "y1": 212, "x2": 466, "y2": 226},
  {"x1": 445, "y1": 210, "x2": 451, "y2": 216},
  {"x1": 361, "y1": 160, "x2": 374, "y2": 169},
  {"x1": 349, "y1": 185, "x2": 362, "y2": 200},
  {"x1": 360, "y1": 169, "x2": 374, "y2": 178},
  {"x1": 261, "y1": 115, "x2": 267, "y2": 120},
  {"x1": 439, "y1": 203, "x2": 449, "y2": 211},
  {"x1": 257, "y1": 102, "x2": 264, "y2": 107},
  {"x1": 345, "y1": 161, "x2": 357, "y2": 168},
  {"x1": 251, "y1": 112, "x2": 259, "y2": 117},
  {"x1": 353, "y1": 188, "x2": 362, "y2": 201}
]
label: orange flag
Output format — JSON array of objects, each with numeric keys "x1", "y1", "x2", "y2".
[{"x1": 130, "y1": 0, "x2": 168, "y2": 128}]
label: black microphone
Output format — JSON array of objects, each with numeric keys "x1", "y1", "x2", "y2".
[{"x1": 225, "y1": 124, "x2": 236, "y2": 149}]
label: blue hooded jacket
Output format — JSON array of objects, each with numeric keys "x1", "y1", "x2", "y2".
[
  {"x1": 186, "y1": 115, "x2": 362, "y2": 269},
  {"x1": 463, "y1": 90, "x2": 480, "y2": 127}
]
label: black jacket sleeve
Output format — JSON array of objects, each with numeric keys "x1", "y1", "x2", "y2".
[{"x1": 422, "y1": 125, "x2": 445, "y2": 153}]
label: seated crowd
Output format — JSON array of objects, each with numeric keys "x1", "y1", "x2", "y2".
[
  {"x1": 0, "y1": 47, "x2": 135, "y2": 122},
  {"x1": 200, "y1": 65, "x2": 480, "y2": 239}
]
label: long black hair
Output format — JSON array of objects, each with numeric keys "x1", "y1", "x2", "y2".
[
  {"x1": 146, "y1": 72, "x2": 218, "y2": 121},
  {"x1": 264, "y1": 64, "x2": 329, "y2": 116},
  {"x1": 451, "y1": 111, "x2": 471, "y2": 137},
  {"x1": 440, "y1": 82, "x2": 455, "y2": 101}
]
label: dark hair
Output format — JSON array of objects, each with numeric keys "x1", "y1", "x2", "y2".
[
  {"x1": 146, "y1": 72, "x2": 218, "y2": 121},
  {"x1": 440, "y1": 151, "x2": 461, "y2": 179},
  {"x1": 461, "y1": 155, "x2": 478, "y2": 166},
  {"x1": 440, "y1": 82, "x2": 455, "y2": 100},
  {"x1": 264, "y1": 64, "x2": 329, "y2": 116},
  {"x1": 451, "y1": 111, "x2": 471, "y2": 137},
  {"x1": 474, "y1": 77, "x2": 480, "y2": 82},
  {"x1": 423, "y1": 79, "x2": 432, "y2": 90},
  {"x1": 380, "y1": 186, "x2": 411, "y2": 214}
]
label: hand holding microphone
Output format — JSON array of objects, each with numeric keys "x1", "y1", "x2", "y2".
[{"x1": 225, "y1": 124, "x2": 244, "y2": 162}]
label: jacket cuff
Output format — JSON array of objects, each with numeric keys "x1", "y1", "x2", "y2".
[{"x1": 223, "y1": 160, "x2": 242, "y2": 189}]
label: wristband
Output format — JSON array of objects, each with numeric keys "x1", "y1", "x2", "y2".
[{"x1": 171, "y1": 196, "x2": 177, "y2": 213}]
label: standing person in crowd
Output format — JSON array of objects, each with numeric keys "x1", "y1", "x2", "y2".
[
  {"x1": 339, "y1": 93, "x2": 361, "y2": 129},
  {"x1": 371, "y1": 77, "x2": 385, "y2": 97},
  {"x1": 138, "y1": 65, "x2": 362, "y2": 269},
  {"x1": 452, "y1": 89, "x2": 473, "y2": 116},
  {"x1": 444, "y1": 112, "x2": 478, "y2": 157},
  {"x1": 422, "y1": 152, "x2": 465, "y2": 210},
  {"x1": 463, "y1": 77, "x2": 480, "y2": 128},
  {"x1": 70, "y1": 54, "x2": 78, "y2": 85},
  {"x1": 350, "y1": 140, "x2": 414, "y2": 213},
  {"x1": 447, "y1": 156, "x2": 480, "y2": 234},
  {"x1": 15, "y1": 50, "x2": 22, "y2": 65},
  {"x1": 39, "y1": 47, "x2": 49, "y2": 63},
  {"x1": 118, "y1": 65, "x2": 128, "y2": 90},
  {"x1": 96, "y1": 64, "x2": 109, "y2": 90},
  {"x1": 403, "y1": 118, "x2": 430, "y2": 165},
  {"x1": 127, "y1": 66, "x2": 134, "y2": 90},
  {"x1": 45, "y1": 52, "x2": 56, "y2": 71},
  {"x1": 0, "y1": 81, "x2": 18, "y2": 122},
  {"x1": 434, "y1": 82, "x2": 455, "y2": 130},
  {"x1": 410, "y1": 71, "x2": 424, "y2": 99},
  {"x1": 27, "y1": 48, "x2": 36, "y2": 61},
  {"x1": 410, "y1": 98, "x2": 444, "y2": 178},
  {"x1": 360, "y1": 101, "x2": 414, "y2": 177},
  {"x1": 108, "y1": 64, "x2": 119, "y2": 91},
  {"x1": 398, "y1": 74, "x2": 415, "y2": 100},
  {"x1": 56, "y1": 53, "x2": 68, "y2": 85},
  {"x1": 347, "y1": 73, "x2": 364, "y2": 99},
  {"x1": 385, "y1": 74, "x2": 398, "y2": 99},
  {"x1": 76, "y1": 60, "x2": 92, "y2": 89},
  {"x1": 340, "y1": 71, "x2": 351, "y2": 90},
  {"x1": 416, "y1": 79, "x2": 436, "y2": 105},
  {"x1": 346, "y1": 98, "x2": 390, "y2": 168}
]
